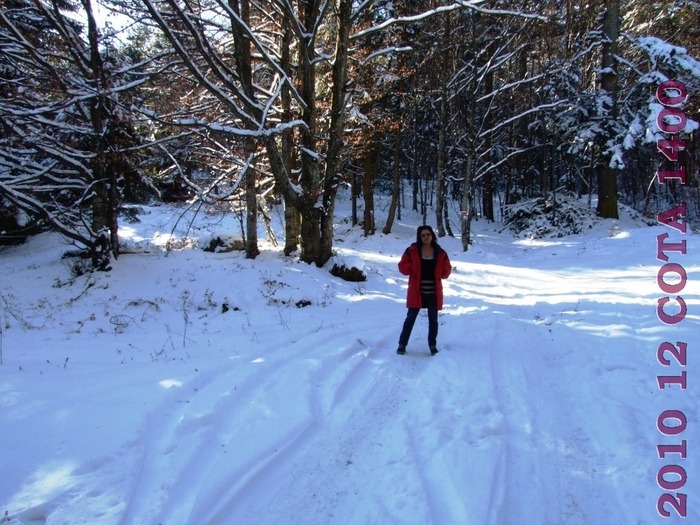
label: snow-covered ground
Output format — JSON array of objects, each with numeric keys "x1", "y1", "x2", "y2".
[{"x1": 0, "y1": 194, "x2": 698, "y2": 525}]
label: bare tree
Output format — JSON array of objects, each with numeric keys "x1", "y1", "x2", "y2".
[
  {"x1": 597, "y1": 0, "x2": 620, "y2": 219},
  {"x1": 124, "y1": 0, "x2": 357, "y2": 265},
  {"x1": 0, "y1": 0, "x2": 144, "y2": 269}
]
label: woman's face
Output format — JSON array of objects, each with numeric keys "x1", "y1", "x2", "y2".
[{"x1": 420, "y1": 229, "x2": 433, "y2": 246}]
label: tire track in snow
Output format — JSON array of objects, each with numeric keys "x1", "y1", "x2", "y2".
[
  {"x1": 116, "y1": 318, "x2": 371, "y2": 524},
  {"x1": 487, "y1": 304, "x2": 639, "y2": 524},
  {"x1": 116, "y1": 351, "x2": 317, "y2": 525},
  {"x1": 487, "y1": 312, "x2": 543, "y2": 523},
  {"x1": 392, "y1": 306, "x2": 509, "y2": 525},
  {"x1": 115, "y1": 311, "x2": 403, "y2": 524},
  {"x1": 199, "y1": 323, "x2": 436, "y2": 524},
  {"x1": 490, "y1": 307, "x2": 613, "y2": 525}
]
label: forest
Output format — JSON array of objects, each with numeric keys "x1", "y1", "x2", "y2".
[{"x1": 1, "y1": 0, "x2": 699, "y2": 270}]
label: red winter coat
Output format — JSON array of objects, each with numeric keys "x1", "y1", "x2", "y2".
[{"x1": 398, "y1": 243, "x2": 451, "y2": 310}]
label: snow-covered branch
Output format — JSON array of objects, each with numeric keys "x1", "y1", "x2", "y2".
[
  {"x1": 351, "y1": 1, "x2": 547, "y2": 41},
  {"x1": 478, "y1": 100, "x2": 569, "y2": 139}
]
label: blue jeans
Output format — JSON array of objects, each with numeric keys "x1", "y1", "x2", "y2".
[{"x1": 398, "y1": 294, "x2": 438, "y2": 348}]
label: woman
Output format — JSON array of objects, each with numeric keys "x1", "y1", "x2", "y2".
[{"x1": 397, "y1": 225, "x2": 452, "y2": 355}]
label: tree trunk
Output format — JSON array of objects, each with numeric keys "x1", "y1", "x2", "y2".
[
  {"x1": 444, "y1": 196, "x2": 453, "y2": 237},
  {"x1": 436, "y1": 93, "x2": 447, "y2": 235},
  {"x1": 597, "y1": 0, "x2": 620, "y2": 219},
  {"x1": 283, "y1": 199, "x2": 301, "y2": 256},
  {"x1": 84, "y1": 0, "x2": 116, "y2": 270},
  {"x1": 280, "y1": 14, "x2": 300, "y2": 256},
  {"x1": 320, "y1": 187, "x2": 337, "y2": 264},
  {"x1": 597, "y1": 165, "x2": 619, "y2": 218},
  {"x1": 435, "y1": 14, "x2": 450, "y2": 237},
  {"x1": 245, "y1": 162, "x2": 260, "y2": 259},
  {"x1": 412, "y1": 151, "x2": 419, "y2": 212},
  {"x1": 283, "y1": 0, "x2": 351, "y2": 266},
  {"x1": 541, "y1": 121, "x2": 549, "y2": 200},
  {"x1": 461, "y1": 155, "x2": 474, "y2": 251},
  {"x1": 363, "y1": 138, "x2": 378, "y2": 236},
  {"x1": 383, "y1": 127, "x2": 401, "y2": 234},
  {"x1": 318, "y1": 0, "x2": 352, "y2": 262},
  {"x1": 300, "y1": 205, "x2": 323, "y2": 264},
  {"x1": 352, "y1": 170, "x2": 359, "y2": 226},
  {"x1": 482, "y1": 71, "x2": 494, "y2": 222}
]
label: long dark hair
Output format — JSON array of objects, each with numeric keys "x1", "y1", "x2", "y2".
[{"x1": 415, "y1": 225, "x2": 439, "y2": 249}]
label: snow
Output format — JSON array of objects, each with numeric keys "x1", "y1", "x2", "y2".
[
  {"x1": 636, "y1": 36, "x2": 700, "y2": 79},
  {"x1": 0, "y1": 194, "x2": 698, "y2": 524}
]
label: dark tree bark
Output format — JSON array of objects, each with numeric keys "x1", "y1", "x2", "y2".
[
  {"x1": 383, "y1": 127, "x2": 402, "y2": 235},
  {"x1": 482, "y1": 71, "x2": 495, "y2": 222},
  {"x1": 362, "y1": 137, "x2": 378, "y2": 236},
  {"x1": 435, "y1": 13, "x2": 451, "y2": 237},
  {"x1": 461, "y1": 155, "x2": 474, "y2": 251},
  {"x1": 318, "y1": 0, "x2": 352, "y2": 262},
  {"x1": 597, "y1": 0, "x2": 620, "y2": 219},
  {"x1": 280, "y1": 15, "x2": 300, "y2": 256},
  {"x1": 244, "y1": 162, "x2": 260, "y2": 259}
]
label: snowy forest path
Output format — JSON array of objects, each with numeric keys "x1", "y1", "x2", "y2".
[
  {"x1": 2, "y1": 216, "x2": 700, "y2": 525},
  {"x1": 113, "y1": 237, "x2": 694, "y2": 525}
]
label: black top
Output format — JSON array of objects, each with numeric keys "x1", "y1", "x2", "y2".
[{"x1": 420, "y1": 253, "x2": 436, "y2": 295}]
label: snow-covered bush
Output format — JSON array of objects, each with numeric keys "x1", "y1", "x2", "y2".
[
  {"x1": 200, "y1": 232, "x2": 245, "y2": 252},
  {"x1": 502, "y1": 193, "x2": 601, "y2": 238},
  {"x1": 329, "y1": 254, "x2": 367, "y2": 282}
]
